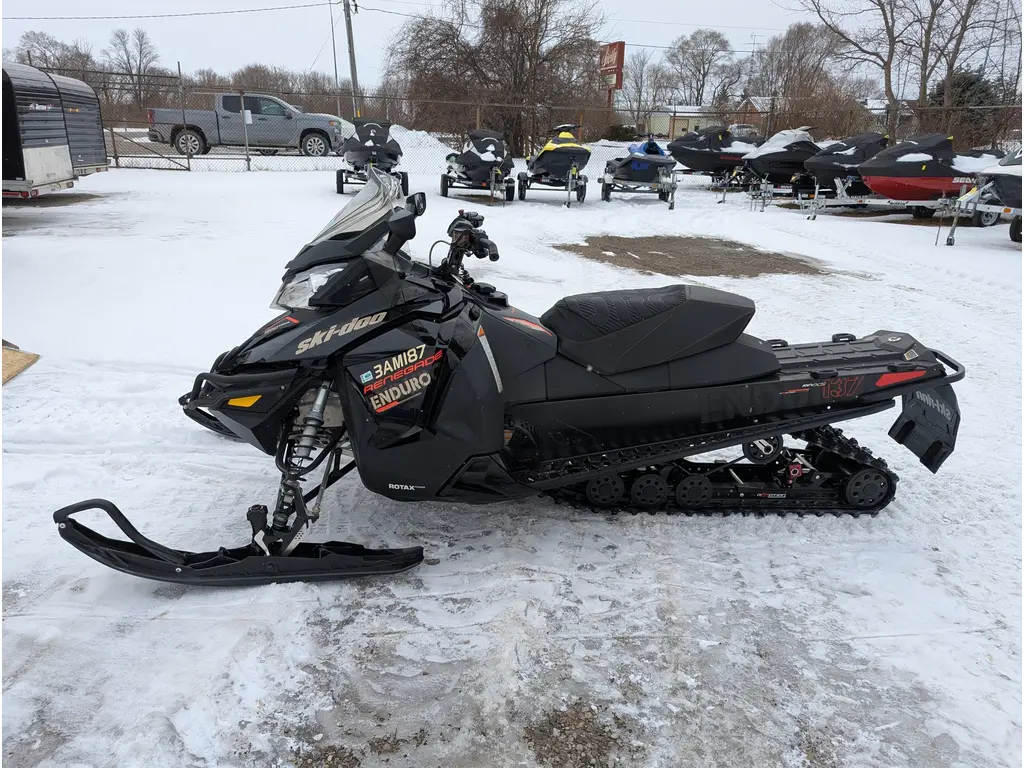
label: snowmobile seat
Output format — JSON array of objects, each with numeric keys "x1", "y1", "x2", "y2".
[{"x1": 540, "y1": 284, "x2": 758, "y2": 375}]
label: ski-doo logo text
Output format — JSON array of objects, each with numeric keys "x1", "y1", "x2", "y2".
[
  {"x1": 369, "y1": 372, "x2": 433, "y2": 413},
  {"x1": 914, "y1": 390, "x2": 953, "y2": 421},
  {"x1": 295, "y1": 312, "x2": 386, "y2": 355}
]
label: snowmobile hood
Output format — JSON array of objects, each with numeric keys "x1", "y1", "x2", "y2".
[{"x1": 742, "y1": 128, "x2": 816, "y2": 160}]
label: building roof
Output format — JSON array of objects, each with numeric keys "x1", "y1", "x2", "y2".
[{"x1": 653, "y1": 105, "x2": 716, "y2": 114}]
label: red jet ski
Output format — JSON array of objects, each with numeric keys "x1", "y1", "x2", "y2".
[{"x1": 858, "y1": 133, "x2": 1003, "y2": 201}]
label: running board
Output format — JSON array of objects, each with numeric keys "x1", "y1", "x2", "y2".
[{"x1": 54, "y1": 499, "x2": 424, "y2": 586}]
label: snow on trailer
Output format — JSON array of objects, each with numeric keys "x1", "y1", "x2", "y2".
[
  {"x1": 2, "y1": 62, "x2": 107, "y2": 198},
  {"x1": 2, "y1": 170, "x2": 1021, "y2": 766}
]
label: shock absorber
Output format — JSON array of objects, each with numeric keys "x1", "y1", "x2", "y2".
[{"x1": 272, "y1": 381, "x2": 333, "y2": 531}]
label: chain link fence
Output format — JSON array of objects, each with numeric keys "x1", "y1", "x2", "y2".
[{"x1": 99, "y1": 78, "x2": 1022, "y2": 176}]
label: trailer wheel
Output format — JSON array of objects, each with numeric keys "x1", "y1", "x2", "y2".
[
  {"x1": 440, "y1": 175, "x2": 449, "y2": 197},
  {"x1": 601, "y1": 183, "x2": 611, "y2": 202},
  {"x1": 1011, "y1": 215, "x2": 1022, "y2": 243},
  {"x1": 336, "y1": 169, "x2": 345, "y2": 195},
  {"x1": 517, "y1": 179, "x2": 527, "y2": 201},
  {"x1": 910, "y1": 206, "x2": 935, "y2": 220},
  {"x1": 576, "y1": 176, "x2": 587, "y2": 203},
  {"x1": 972, "y1": 192, "x2": 1002, "y2": 227},
  {"x1": 504, "y1": 181, "x2": 515, "y2": 202},
  {"x1": 175, "y1": 129, "x2": 206, "y2": 156}
]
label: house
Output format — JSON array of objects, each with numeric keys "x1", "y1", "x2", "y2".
[
  {"x1": 646, "y1": 105, "x2": 721, "y2": 138},
  {"x1": 733, "y1": 95, "x2": 790, "y2": 133}
]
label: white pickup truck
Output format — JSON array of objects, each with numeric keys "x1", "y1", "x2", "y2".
[{"x1": 147, "y1": 93, "x2": 353, "y2": 156}]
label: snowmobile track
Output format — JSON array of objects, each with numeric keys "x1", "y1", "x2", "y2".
[{"x1": 543, "y1": 425, "x2": 898, "y2": 518}]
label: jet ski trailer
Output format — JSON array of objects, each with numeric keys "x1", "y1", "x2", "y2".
[
  {"x1": 440, "y1": 129, "x2": 516, "y2": 203},
  {"x1": 600, "y1": 136, "x2": 679, "y2": 208},
  {"x1": 335, "y1": 118, "x2": 408, "y2": 196},
  {"x1": 517, "y1": 124, "x2": 591, "y2": 207}
]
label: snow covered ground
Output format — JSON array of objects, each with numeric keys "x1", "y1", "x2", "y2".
[{"x1": 3, "y1": 170, "x2": 1020, "y2": 767}]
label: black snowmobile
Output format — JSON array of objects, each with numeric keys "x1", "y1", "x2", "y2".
[
  {"x1": 336, "y1": 118, "x2": 408, "y2": 196},
  {"x1": 802, "y1": 132, "x2": 889, "y2": 197},
  {"x1": 54, "y1": 168, "x2": 965, "y2": 587},
  {"x1": 517, "y1": 124, "x2": 591, "y2": 206},
  {"x1": 601, "y1": 135, "x2": 679, "y2": 207},
  {"x1": 441, "y1": 129, "x2": 516, "y2": 201}
]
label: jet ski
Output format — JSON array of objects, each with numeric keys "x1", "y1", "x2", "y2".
[
  {"x1": 802, "y1": 132, "x2": 889, "y2": 196},
  {"x1": 336, "y1": 118, "x2": 407, "y2": 196},
  {"x1": 667, "y1": 126, "x2": 762, "y2": 177},
  {"x1": 601, "y1": 135, "x2": 679, "y2": 207},
  {"x1": 857, "y1": 133, "x2": 1004, "y2": 201},
  {"x1": 441, "y1": 129, "x2": 516, "y2": 201},
  {"x1": 976, "y1": 148, "x2": 1022, "y2": 209},
  {"x1": 741, "y1": 127, "x2": 822, "y2": 185},
  {"x1": 517, "y1": 124, "x2": 591, "y2": 206}
]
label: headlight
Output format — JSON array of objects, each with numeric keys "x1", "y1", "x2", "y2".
[{"x1": 270, "y1": 264, "x2": 345, "y2": 310}]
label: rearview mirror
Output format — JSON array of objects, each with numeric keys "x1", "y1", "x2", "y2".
[
  {"x1": 383, "y1": 209, "x2": 416, "y2": 255},
  {"x1": 405, "y1": 192, "x2": 426, "y2": 217},
  {"x1": 285, "y1": 112, "x2": 293, "y2": 119}
]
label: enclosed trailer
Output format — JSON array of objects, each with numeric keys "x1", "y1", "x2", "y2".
[{"x1": 3, "y1": 62, "x2": 107, "y2": 199}]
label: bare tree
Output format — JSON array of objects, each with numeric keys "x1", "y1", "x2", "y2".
[
  {"x1": 619, "y1": 49, "x2": 672, "y2": 130},
  {"x1": 386, "y1": 0, "x2": 608, "y2": 153},
  {"x1": 102, "y1": 28, "x2": 160, "y2": 108},
  {"x1": 664, "y1": 29, "x2": 734, "y2": 105}
]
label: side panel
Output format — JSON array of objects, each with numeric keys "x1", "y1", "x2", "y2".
[
  {"x1": 339, "y1": 308, "x2": 514, "y2": 501},
  {"x1": 23, "y1": 144, "x2": 75, "y2": 187}
]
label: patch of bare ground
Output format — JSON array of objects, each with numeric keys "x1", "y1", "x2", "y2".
[
  {"x1": 524, "y1": 699, "x2": 642, "y2": 767},
  {"x1": 555, "y1": 235, "x2": 827, "y2": 277}
]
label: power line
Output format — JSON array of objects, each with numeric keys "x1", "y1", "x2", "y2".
[{"x1": 4, "y1": 2, "x2": 334, "y2": 21}]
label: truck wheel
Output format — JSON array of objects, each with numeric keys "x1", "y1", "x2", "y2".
[
  {"x1": 301, "y1": 132, "x2": 330, "y2": 157},
  {"x1": 1011, "y1": 215, "x2": 1022, "y2": 243},
  {"x1": 175, "y1": 129, "x2": 205, "y2": 156}
]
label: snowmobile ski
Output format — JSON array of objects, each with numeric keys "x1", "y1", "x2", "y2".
[{"x1": 54, "y1": 498, "x2": 424, "y2": 586}]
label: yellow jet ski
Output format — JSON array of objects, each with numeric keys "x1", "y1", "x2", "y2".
[{"x1": 517, "y1": 124, "x2": 592, "y2": 206}]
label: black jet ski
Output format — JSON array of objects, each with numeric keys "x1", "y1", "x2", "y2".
[
  {"x1": 441, "y1": 129, "x2": 516, "y2": 201},
  {"x1": 667, "y1": 126, "x2": 763, "y2": 177},
  {"x1": 336, "y1": 118, "x2": 407, "y2": 196},
  {"x1": 517, "y1": 124, "x2": 591, "y2": 206},
  {"x1": 601, "y1": 135, "x2": 679, "y2": 207},
  {"x1": 803, "y1": 132, "x2": 889, "y2": 195},
  {"x1": 742, "y1": 127, "x2": 823, "y2": 184}
]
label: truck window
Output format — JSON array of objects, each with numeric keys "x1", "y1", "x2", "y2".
[
  {"x1": 258, "y1": 98, "x2": 288, "y2": 117},
  {"x1": 244, "y1": 96, "x2": 260, "y2": 115},
  {"x1": 222, "y1": 95, "x2": 241, "y2": 113}
]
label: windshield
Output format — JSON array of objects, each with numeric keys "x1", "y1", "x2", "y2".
[
  {"x1": 1000, "y1": 149, "x2": 1022, "y2": 166},
  {"x1": 309, "y1": 167, "x2": 404, "y2": 245}
]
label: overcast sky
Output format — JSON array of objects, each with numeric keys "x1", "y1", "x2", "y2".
[{"x1": 2, "y1": 0, "x2": 809, "y2": 87}]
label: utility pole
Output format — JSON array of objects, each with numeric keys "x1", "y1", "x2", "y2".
[
  {"x1": 329, "y1": 1, "x2": 342, "y2": 118},
  {"x1": 342, "y1": 0, "x2": 361, "y2": 118}
]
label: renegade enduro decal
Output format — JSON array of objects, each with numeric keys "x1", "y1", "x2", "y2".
[
  {"x1": 295, "y1": 312, "x2": 386, "y2": 354},
  {"x1": 363, "y1": 350, "x2": 443, "y2": 394},
  {"x1": 369, "y1": 372, "x2": 433, "y2": 413}
]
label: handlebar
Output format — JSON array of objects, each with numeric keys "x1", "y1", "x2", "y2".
[{"x1": 439, "y1": 209, "x2": 499, "y2": 278}]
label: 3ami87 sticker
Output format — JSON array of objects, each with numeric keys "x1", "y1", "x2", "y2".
[{"x1": 359, "y1": 344, "x2": 444, "y2": 414}]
